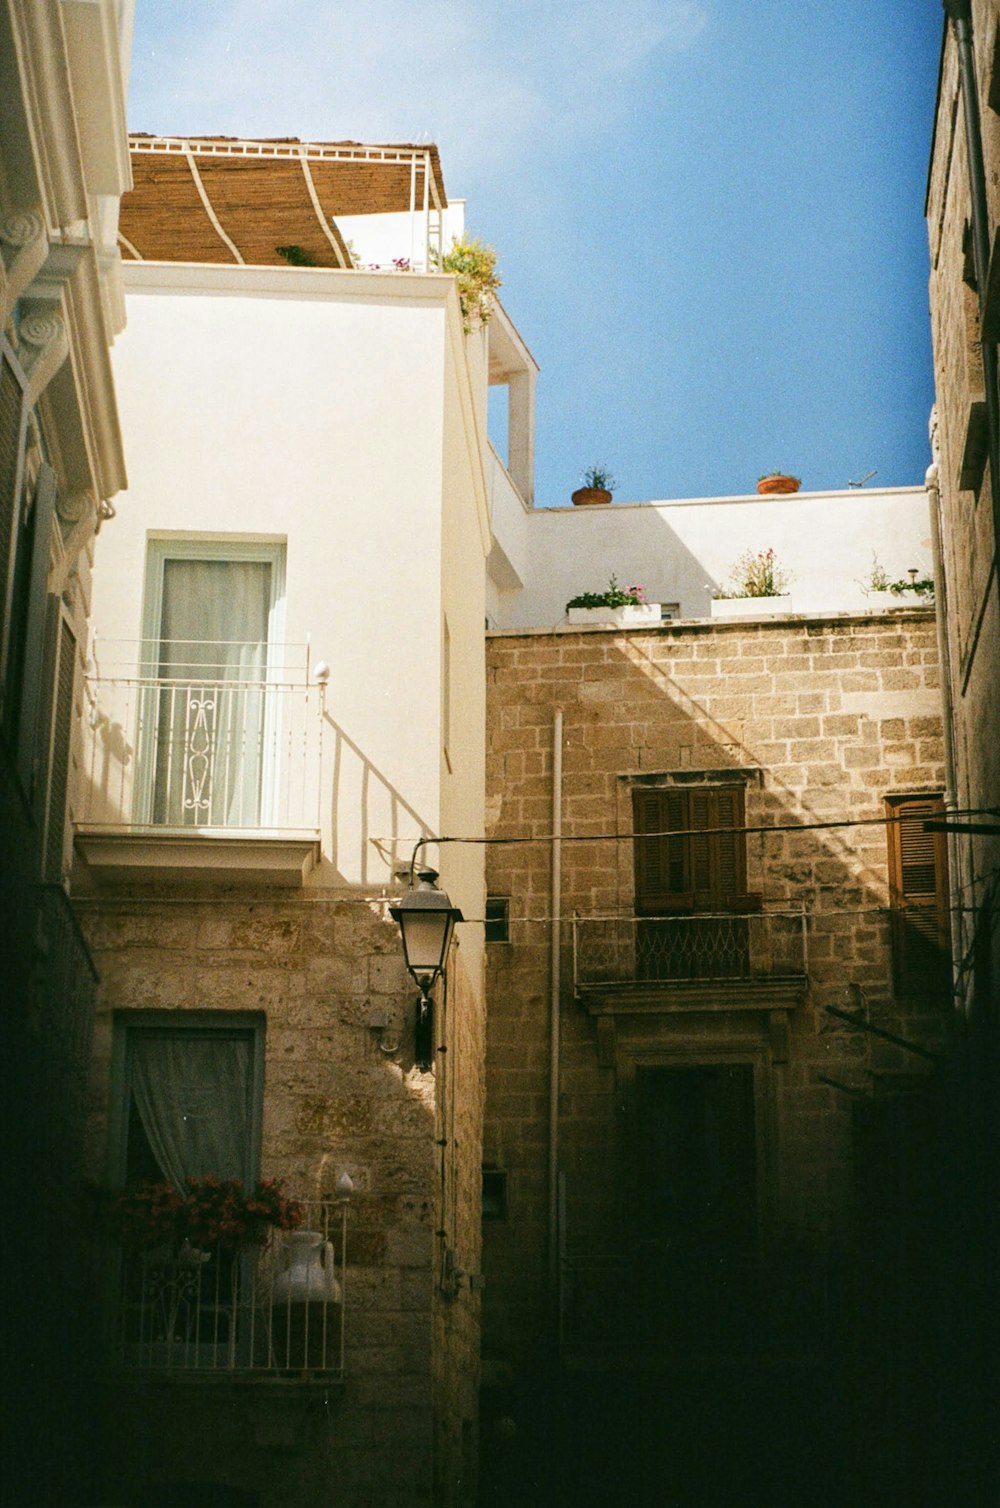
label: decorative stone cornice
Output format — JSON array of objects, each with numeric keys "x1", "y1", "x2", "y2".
[{"x1": 582, "y1": 977, "x2": 805, "y2": 1068}]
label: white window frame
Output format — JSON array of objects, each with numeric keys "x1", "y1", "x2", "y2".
[{"x1": 136, "y1": 535, "x2": 287, "y2": 829}]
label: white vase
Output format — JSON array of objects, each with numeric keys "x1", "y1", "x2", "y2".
[
  {"x1": 271, "y1": 1229, "x2": 341, "y2": 1303},
  {"x1": 710, "y1": 594, "x2": 793, "y2": 618},
  {"x1": 567, "y1": 603, "x2": 661, "y2": 627}
]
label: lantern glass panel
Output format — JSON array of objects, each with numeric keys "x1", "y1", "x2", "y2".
[{"x1": 401, "y1": 911, "x2": 454, "y2": 978}]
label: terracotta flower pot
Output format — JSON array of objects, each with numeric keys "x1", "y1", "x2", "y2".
[
  {"x1": 757, "y1": 475, "x2": 800, "y2": 495},
  {"x1": 571, "y1": 487, "x2": 613, "y2": 506}
]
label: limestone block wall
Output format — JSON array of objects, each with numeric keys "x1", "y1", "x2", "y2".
[
  {"x1": 482, "y1": 612, "x2": 948, "y2": 1370},
  {"x1": 80, "y1": 888, "x2": 481, "y2": 1508},
  {"x1": 926, "y1": 0, "x2": 1000, "y2": 1016},
  {"x1": 431, "y1": 941, "x2": 486, "y2": 1507}
]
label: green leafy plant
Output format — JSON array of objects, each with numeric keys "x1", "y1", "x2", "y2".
[
  {"x1": 758, "y1": 470, "x2": 801, "y2": 484},
  {"x1": 434, "y1": 236, "x2": 501, "y2": 330},
  {"x1": 713, "y1": 547, "x2": 792, "y2": 599},
  {"x1": 858, "y1": 553, "x2": 892, "y2": 594},
  {"x1": 889, "y1": 574, "x2": 934, "y2": 599},
  {"x1": 566, "y1": 575, "x2": 645, "y2": 611},
  {"x1": 276, "y1": 244, "x2": 317, "y2": 267},
  {"x1": 580, "y1": 465, "x2": 616, "y2": 492}
]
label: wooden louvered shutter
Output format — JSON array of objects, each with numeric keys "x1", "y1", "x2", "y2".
[
  {"x1": 633, "y1": 789, "x2": 692, "y2": 913},
  {"x1": 44, "y1": 616, "x2": 77, "y2": 882},
  {"x1": 689, "y1": 787, "x2": 748, "y2": 907},
  {"x1": 886, "y1": 794, "x2": 950, "y2": 999},
  {"x1": 689, "y1": 790, "x2": 713, "y2": 900},
  {"x1": 634, "y1": 785, "x2": 754, "y2": 914}
]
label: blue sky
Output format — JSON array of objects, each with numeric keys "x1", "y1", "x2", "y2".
[{"x1": 126, "y1": 1, "x2": 943, "y2": 506}]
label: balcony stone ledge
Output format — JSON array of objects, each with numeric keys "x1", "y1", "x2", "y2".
[
  {"x1": 73, "y1": 826, "x2": 321, "y2": 888},
  {"x1": 577, "y1": 977, "x2": 806, "y2": 1015}
]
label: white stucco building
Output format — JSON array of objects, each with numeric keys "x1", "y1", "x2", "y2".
[{"x1": 70, "y1": 135, "x2": 525, "y2": 1508}]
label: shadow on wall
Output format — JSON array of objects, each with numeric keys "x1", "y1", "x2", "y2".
[
  {"x1": 481, "y1": 621, "x2": 959, "y2": 1503},
  {"x1": 135, "y1": 1485, "x2": 260, "y2": 1508},
  {"x1": 321, "y1": 706, "x2": 434, "y2": 887},
  {"x1": 482, "y1": 617, "x2": 951, "y2": 1344},
  {"x1": 497, "y1": 491, "x2": 934, "y2": 627}
]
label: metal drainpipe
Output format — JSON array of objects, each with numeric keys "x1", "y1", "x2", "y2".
[
  {"x1": 946, "y1": 1, "x2": 1000, "y2": 635},
  {"x1": 927, "y1": 461, "x2": 958, "y2": 807},
  {"x1": 547, "y1": 709, "x2": 563, "y2": 1307}
]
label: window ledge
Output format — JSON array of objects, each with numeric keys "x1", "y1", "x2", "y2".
[
  {"x1": 74, "y1": 827, "x2": 320, "y2": 887},
  {"x1": 578, "y1": 977, "x2": 806, "y2": 1014}
]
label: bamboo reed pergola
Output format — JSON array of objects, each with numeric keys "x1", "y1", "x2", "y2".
[{"x1": 119, "y1": 135, "x2": 448, "y2": 271}]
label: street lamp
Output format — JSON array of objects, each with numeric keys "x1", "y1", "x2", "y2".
[{"x1": 389, "y1": 869, "x2": 464, "y2": 1070}]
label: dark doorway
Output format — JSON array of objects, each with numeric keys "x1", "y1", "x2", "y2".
[{"x1": 634, "y1": 1063, "x2": 757, "y2": 1259}]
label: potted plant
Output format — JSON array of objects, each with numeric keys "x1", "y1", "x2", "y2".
[
  {"x1": 99, "y1": 1175, "x2": 304, "y2": 1253},
  {"x1": 757, "y1": 471, "x2": 801, "y2": 495},
  {"x1": 572, "y1": 466, "x2": 616, "y2": 506},
  {"x1": 433, "y1": 236, "x2": 501, "y2": 331},
  {"x1": 710, "y1": 548, "x2": 794, "y2": 617},
  {"x1": 858, "y1": 556, "x2": 935, "y2": 609},
  {"x1": 566, "y1": 576, "x2": 660, "y2": 626}
]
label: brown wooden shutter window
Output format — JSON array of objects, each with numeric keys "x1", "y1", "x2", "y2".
[{"x1": 885, "y1": 794, "x2": 951, "y2": 1002}]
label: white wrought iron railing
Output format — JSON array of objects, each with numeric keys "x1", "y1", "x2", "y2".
[
  {"x1": 572, "y1": 908, "x2": 808, "y2": 995},
  {"x1": 79, "y1": 642, "x2": 322, "y2": 833},
  {"x1": 109, "y1": 1199, "x2": 348, "y2": 1377}
]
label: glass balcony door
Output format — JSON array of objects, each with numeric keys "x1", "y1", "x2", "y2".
[{"x1": 138, "y1": 542, "x2": 284, "y2": 829}]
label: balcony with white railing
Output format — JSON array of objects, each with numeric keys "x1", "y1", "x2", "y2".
[
  {"x1": 109, "y1": 1200, "x2": 347, "y2": 1379},
  {"x1": 74, "y1": 641, "x2": 323, "y2": 886},
  {"x1": 572, "y1": 908, "x2": 809, "y2": 1012}
]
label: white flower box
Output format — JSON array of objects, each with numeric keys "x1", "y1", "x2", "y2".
[
  {"x1": 860, "y1": 590, "x2": 929, "y2": 610},
  {"x1": 710, "y1": 594, "x2": 793, "y2": 618},
  {"x1": 567, "y1": 603, "x2": 662, "y2": 627}
]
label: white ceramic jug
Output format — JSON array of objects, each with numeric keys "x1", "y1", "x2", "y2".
[{"x1": 271, "y1": 1229, "x2": 341, "y2": 1304}]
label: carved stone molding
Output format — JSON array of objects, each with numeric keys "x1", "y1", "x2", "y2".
[
  {"x1": 57, "y1": 488, "x2": 96, "y2": 525},
  {"x1": 19, "y1": 305, "x2": 69, "y2": 404},
  {"x1": 1, "y1": 210, "x2": 46, "y2": 249},
  {"x1": 52, "y1": 493, "x2": 100, "y2": 596},
  {"x1": 0, "y1": 207, "x2": 49, "y2": 323},
  {"x1": 20, "y1": 308, "x2": 64, "y2": 350}
]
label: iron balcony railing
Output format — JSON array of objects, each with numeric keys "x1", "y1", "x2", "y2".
[
  {"x1": 572, "y1": 908, "x2": 808, "y2": 995},
  {"x1": 109, "y1": 1199, "x2": 348, "y2": 1377},
  {"x1": 79, "y1": 643, "x2": 322, "y2": 833}
]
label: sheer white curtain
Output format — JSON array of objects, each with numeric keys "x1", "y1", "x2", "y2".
[
  {"x1": 130, "y1": 1035, "x2": 251, "y2": 1187},
  {"x1": 153, "y1": 558, "x2": 271, "y2": 826}
]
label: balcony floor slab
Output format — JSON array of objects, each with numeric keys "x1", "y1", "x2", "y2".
[{"x1": 74, "y1": 827, "x2": 321, "y2": 887}]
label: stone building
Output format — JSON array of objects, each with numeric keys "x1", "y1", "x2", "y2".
[
  {"x1": 477, "y1": 487, "x2": 955, "y2": 1499},
  {"x1": 68, "y1": 135, "x2": 536, "y2": 1508},
  {"x1": 0, "y1": 2, "x2": 133, "y2": 1502},
  {"x1": 926, "y1": 3, "x2": 1000, "y2": 1494}
]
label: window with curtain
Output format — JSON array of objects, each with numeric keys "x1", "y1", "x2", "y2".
[
  {"x1": 140, "y1": 541, "x2": 284, "y2": 828},
  {"x1": 118, "y1": 1019, "x2": 262, "y2": 1189}
]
